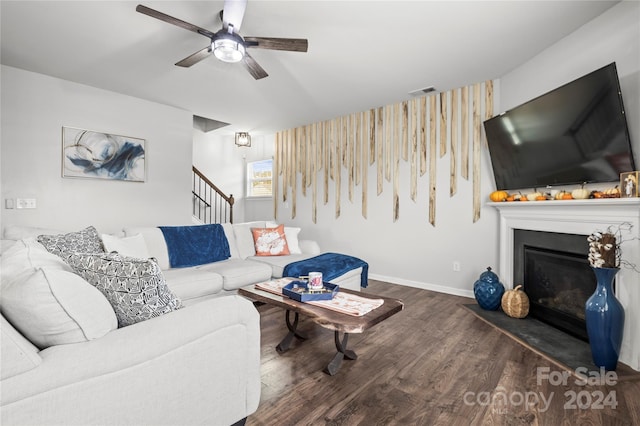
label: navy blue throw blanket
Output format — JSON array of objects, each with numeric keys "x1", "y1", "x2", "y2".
[
  {"x1": 159, "y1": 224, "x2": 230, "y2": 268},
  {"x1": 282, "y1": 252, "x2": 369, "y2": 288}
]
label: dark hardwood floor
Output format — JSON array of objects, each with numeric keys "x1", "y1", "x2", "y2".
[{"x1": 247, "y1": 280, "x2": 640, "y2": 425}]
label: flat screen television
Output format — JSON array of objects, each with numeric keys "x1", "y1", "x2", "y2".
[{"x1": 484, "y1": 62, "x2": 636, "y2": 190}]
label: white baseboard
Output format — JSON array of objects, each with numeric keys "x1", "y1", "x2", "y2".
[{"x1": 368, "y1": 273, "x2": 475, "y2": 299}]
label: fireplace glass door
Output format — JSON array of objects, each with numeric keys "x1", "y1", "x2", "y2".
[{"x1": 524, "y1": 246, "x2": 596, "y2": 341}]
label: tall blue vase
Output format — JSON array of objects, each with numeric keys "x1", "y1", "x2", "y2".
[{"x1": 585, "y1": 267, "x2": 624, "y2": 371}]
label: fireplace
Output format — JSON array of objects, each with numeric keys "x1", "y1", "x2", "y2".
[
  {"x1": 514, "y1": 230, "x2": 597, "y2": 341},
  {"x1": 491, "y1": 198, "x2": 640, "y2": 371}
]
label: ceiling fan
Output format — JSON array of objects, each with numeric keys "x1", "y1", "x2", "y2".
[{"x1": 136, "y1": 0, "x2": 308, "y2": 80}]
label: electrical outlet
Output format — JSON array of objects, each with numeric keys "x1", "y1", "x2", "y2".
[
  {"x1": 453, "y1": 261, "x2": 461, "y2": 272},
  {"x1": 16, "y1": 198, "x2": 36, "y2": 209},
  {"x1": 5, "y1": 198, "x2": 15, "y2": 209}
]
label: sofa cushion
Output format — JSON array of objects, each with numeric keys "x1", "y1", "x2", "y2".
[
  {"x1": 233, "y1": 221, "x2": 266, "y2": 259},
  {"x1": 159, "y1": 224, "x2": 230, "y2": 268},
  {"x1": 3, "y1": 225, "x2": 64, "y2": 241},
  {"x1": 162, "y1": 267, "x2": 224, "y2": 302},
  {"x1": 123, "y1": 227, "x2": 171, "y2": 270},
  {"x1": 101, "y1": 233, "x2": 151, "y2": 259},
  {"x1": 246, "y1": 254, "x2": 314, "y2": 278},
  {"x1": 251, "y1": 224, "x2": 290, "y2": 256},
  {"x1": 37, "y1": 226, "x2": 105, "y2": 259},
  {"x1": 196, "y1": 259, "x2": 272, "y2": 291},
  {"x1": 66, "y1": 252, "x2": 182, "y2": 327},
  {"x1": 299, "y1": 239, "x2": 321, "y2": 255},
  {"x1": 0, "y1": 267, "x2": 118, "y2": 349},
  {"x1": 0, "y1": 315, "x2": 42, "y2": 380},
  {"x1": 221, "y1": 223, "x2": 240, "y2": 258}
]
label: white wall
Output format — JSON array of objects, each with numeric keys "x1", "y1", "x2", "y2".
[
  {"x1": 192, "y1": 131, "x2": 275, "y2": 223},
  {"x1": 500, "y1": 1, "x2": 640, "y2": 169},
  {"x1": 243, "y1": 1, "x2": 640, "y2": 297},
  {"x1": 0, "y1": 66, "x2": 194, "y2": 235},
  {"x1": 275, "y1": 146, "x2": 499, "y2": 298}
]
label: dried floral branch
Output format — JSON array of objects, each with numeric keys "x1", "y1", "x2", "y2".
[{"x1": 587, "y1": 222, "x2": 639, "y2": 272}]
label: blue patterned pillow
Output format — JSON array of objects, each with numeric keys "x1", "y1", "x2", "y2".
[
  {"x1": 66, "y1": 252, "x2": 182, "y2": 327},
  {"x1": 37, "y1": 226, "x2": 105, "y2": 259}
]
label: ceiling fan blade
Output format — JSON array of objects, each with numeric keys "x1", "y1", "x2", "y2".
[
  {"x1": 244, "y1": 37, "x2": 308, "y2": 52},
  {"x1": 136, "y1": 4, "x2": 215, "y2": 38},
  {"x1": 175, "y1": 46, "x2": 212, "y2": 67},
  {"x1": 242, "y1": 53, "x2": 268, "y2": 80},
  {"x1": 222, "y1": 0, "x2": 248, "y2": 32}
]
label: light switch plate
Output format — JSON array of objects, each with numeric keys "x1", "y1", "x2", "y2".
[{"x1": 16, "y1": 198, "x2": 36, "y2": 209}]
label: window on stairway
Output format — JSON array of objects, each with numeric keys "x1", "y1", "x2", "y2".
[{"x1": 247, "y1": 159, "x2": 273, "y2": 198}]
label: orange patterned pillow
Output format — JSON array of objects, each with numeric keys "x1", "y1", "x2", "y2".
[{"x1": 251, "y1": 224, "x2": 290, "y2": 256}]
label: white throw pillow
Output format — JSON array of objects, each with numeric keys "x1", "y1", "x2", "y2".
[
  {"x1": 0, "y1": 238, "x2": 74, "y2": 283},
  {"x1": 101, "y1": 233, "x2": 151, "y2": 259},
  {"x1": 233, "y1": 221, "x2": 266, "y2": 259},
  {"x1": 266, "y1": 222, "x2": 302, "y2": 254},
  {"x1": 0, "y1": 267, "x2": 117, "y2": 349},
  {"x1": 123, "y1": 227, "x2": 171, "y2": 270}
]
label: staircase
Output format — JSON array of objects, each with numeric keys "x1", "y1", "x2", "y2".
[{"x1": 192, "y1": 166, "x2": 234, "y2": 224}]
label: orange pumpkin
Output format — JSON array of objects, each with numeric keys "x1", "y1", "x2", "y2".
[
  {"x1": 535, "y1": 195, "x2": 547, "y2": 201},
  {"x1": 489, "y1": 190, "x2": 508, "y2": 202},
  {"x1": 561, "y1": 193, "x2": 574, "y2": 200},
  {"x1": 554, "y1": 191, "x2": 568, "y2": 200}
]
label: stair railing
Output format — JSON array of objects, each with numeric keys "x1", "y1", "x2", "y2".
[{"x1": 192, "y1": 166, "x2": 234, "y2": 224}]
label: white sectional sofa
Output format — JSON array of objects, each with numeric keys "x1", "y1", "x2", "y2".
[
  {"x1": 122, "y1": 221, "x2": 364, "y2": 305},
  {"x1": 0, "y1": 234, "x2": 260, "y2": 426},
  {"x1": 0, "y1": 221, "x2": 367, "y2": 426}
]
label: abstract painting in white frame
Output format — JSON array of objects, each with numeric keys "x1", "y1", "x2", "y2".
[{"x1": 62, "y1": 127, "x2": 146, "y2": 182}]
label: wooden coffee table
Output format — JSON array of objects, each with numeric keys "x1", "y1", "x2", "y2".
[{"x1": 239, "y1": 283, "x2": 403, "y2": 375}]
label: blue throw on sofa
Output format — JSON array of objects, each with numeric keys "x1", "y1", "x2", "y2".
[
  {"x1": 159, "y1": 224, "x2": 230, "y2": 268},
  {"x1": 283, "y1": 252, "x2": 369, "y2": 288}
]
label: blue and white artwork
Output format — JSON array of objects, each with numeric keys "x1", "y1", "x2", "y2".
[{"x1": 62, "y1": 127, "x2": 146, "y2": 182}]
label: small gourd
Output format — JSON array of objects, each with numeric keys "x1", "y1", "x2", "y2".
[
  {"x1": 501, "y1": 285, "x2": 530, "y2": 319},
  {"x1": 561, "y1": 192, "x2": 573, "y2": 200},
  {"x1": 526, "y1": 192, "x2": 543, "y2": 201},
  {"x1": 554, "y1": 191, "x2": 568, "y2": 200},
  {"x1": 571, "y1": 185, "x2": 589, "y2": 200},
  {"x1": 604, "y1": 186, "x2": 620, "y2": 196},
  {"x1": 489, "y1": 190, "x2": 508, "y2": 202}
]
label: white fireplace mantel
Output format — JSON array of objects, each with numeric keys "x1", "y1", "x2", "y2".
[{"x1": 491, "y1": 198, "x2": 640, "y2": 371}]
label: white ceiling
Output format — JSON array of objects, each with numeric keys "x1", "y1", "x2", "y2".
[{"x1": 0, "y1": 1, "x2": 619, "y2": 135}]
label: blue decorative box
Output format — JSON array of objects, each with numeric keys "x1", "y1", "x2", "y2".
[{"x1": 282, "y1": 281, "x2": 339, "y2": 302}]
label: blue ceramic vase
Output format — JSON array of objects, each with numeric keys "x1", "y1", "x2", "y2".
[
  {"x1": 473, "y1": 267, "x2": 505, "y2": 311},
  {"x1": 585, "y1": 267, "x2": 624, "y2": 371}
]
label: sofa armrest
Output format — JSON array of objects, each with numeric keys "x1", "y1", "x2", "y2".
[
  {"x1": 1, "y1": 295, "x2": 261, "y2": 426},
  {"x1": 299, "y1": 239, "x2": 321, "y2": 255}
]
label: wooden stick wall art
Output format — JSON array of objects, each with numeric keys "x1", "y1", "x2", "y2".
[{"x1": 274, "y1": 80, "x2": 494, "y2": 225}]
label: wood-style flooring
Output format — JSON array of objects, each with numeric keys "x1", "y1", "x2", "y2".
[{"x1": 247, "y1": 280, "x2": 640, "y2": 425}]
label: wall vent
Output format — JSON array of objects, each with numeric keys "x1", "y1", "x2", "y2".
[{"x1": 408, "y1": 86, "x2": 436, "y2": 97}]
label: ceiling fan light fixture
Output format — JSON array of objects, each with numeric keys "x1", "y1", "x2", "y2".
[{"x1": 212, "y1": 31, "x2": 246, "y2": 63}]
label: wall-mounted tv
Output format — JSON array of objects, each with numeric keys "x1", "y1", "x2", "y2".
[{"x1": 484, "y1": 62, "x2": 636, "y2": 190}]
